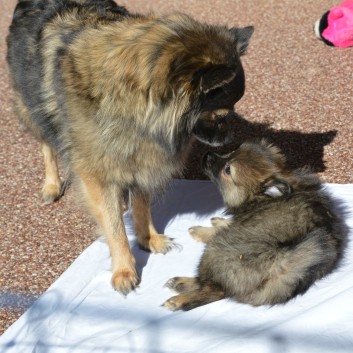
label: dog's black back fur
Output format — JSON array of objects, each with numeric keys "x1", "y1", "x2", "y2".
[{"x1": 7, "y1": 0, "x2": 128, "y2": 149}]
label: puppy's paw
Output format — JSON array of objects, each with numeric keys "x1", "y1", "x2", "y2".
[
  {"x1": 41, "y1": 183, "x2": 61, "y2": 205},
  {"x1": 111, "y1": 268, "x2": 139, "y2": 295},
  {"x1": 210, "y1": 217, "x2": 226, "y2": 227},
  {"x1": 139, "y1": 234, "x2": 180, "y2": 254},
  {"x1": 188, "y1": 226, "x2": 215, "y2": 243},
  {"x1": 164, "y1": 277, "x2": 199, "y2": 293},
  {"x1": 162, "y1": 295, "x2": 184, "y2": 311},
  {"x1": 164, "y1": 277, "x2": 179, "y2": 291},
  {"x1": 188, "y1": 226, "x2": 203, "y2": 239}
]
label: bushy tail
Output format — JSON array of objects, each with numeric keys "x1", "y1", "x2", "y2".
[{"x1": 255, "y1": 229, "x2": 337, "y2": 305}]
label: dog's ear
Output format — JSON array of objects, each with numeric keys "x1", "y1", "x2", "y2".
[
  {"x1": 197, "y1": 65, "x2": 236, "y2": 94},
  {"x1": 262, "y1": 178, "x2": 292, "y2": 198},
  {"x1": 230, "y1": 26, "x2": 254, "y2": 55}
]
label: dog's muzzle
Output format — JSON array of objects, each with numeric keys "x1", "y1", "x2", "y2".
[{"x1": 193, "y1": 110, "x2": 240, "y2": 147}]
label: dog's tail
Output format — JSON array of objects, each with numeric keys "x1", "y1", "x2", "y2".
[{"x1": 255, "y1": 229, "x2": 339, "y2": 305}]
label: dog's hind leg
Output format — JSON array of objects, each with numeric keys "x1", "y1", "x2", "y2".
[
  {"x1": 132, "y1": 190, "x2": 176, "y2": 254},
  {"x1": 12, "y1": 91, "x2": 62, "y2": 204},
  {"x1": 41, "y1": 142, "x2": 62, "y2": 204},
  {"x1": 163, "y1": 282, "x2": 225, "y2": 311}
]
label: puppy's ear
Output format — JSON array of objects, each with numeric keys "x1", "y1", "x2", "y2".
[
  {"x1": 230, "y1": 26, "x2": 254, "y2": 55},
  {"x1": 262, "y1": 178, "x2": 292, "y2": 198},
  {"x1": 259, "y1": 139, "x2": 287, "y2": 169},
  {"x1": 198, "y1": 65, "x2": 236, "y2": 93}
]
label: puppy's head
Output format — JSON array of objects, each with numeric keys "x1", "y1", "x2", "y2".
[{"x1": 203, "y1": 141, "x2": 292, "y2": 207}]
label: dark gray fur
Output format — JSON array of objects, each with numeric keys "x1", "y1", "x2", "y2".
[{"x1": 163, "y1": 141, "x2": 348, "y2": 310}]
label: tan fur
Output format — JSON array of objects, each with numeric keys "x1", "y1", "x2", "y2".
[
  {"x1": 132, "y1": 191, "x2": 175, "y2": 253},
  {"x1": 41, "y1": 142, "x2": 62, "y2": 204},
  {"x1": 7, "y1": 0, "x2": 253, "y2": 294},
  {"x1": 188, "y1": 217, "x2": 232, "y2": 243}
]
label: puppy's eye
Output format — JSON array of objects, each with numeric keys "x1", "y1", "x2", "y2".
[{"x1": 224, "y1": 164, "x2": 231, "y2": 176}]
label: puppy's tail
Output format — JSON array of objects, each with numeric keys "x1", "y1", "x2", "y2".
[{"x1": 259, "y1": 229, "x2": 339, "y2": 305}]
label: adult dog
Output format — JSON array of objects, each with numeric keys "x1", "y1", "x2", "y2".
[{"x1": 7, "y1": 0, "x2": 253, "y2": 294}]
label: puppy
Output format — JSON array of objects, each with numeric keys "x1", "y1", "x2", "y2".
[
  {"x1": 163, "y1": 141, "x2": 347, "y2": 310},
  {"x1": 6, "y1": 0, "x2": 253, "y2": 294}
]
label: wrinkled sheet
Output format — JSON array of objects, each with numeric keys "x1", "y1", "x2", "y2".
[{"x1": 1, "y1": 180, "x2": 353, "y2": 353}]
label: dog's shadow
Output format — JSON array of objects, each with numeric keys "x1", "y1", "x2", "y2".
[
  {"x1": 183, "y1": 115, "x2": 337, "y2": 179},
  {"x1": 154, "y1": 116, "x2": 337, "y2": 231}
]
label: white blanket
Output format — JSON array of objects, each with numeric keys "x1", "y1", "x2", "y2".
[{"x1": 1, "y1": 180, "x2": 353, "y2": 353}]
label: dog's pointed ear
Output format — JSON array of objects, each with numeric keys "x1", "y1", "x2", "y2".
[
  {"x1": 198, "y1": 65, "x2": 236, "y2": 93},
  {"x1": 263, "y1": 178, "x2": 292, "y2": 198},
  {"x1": 230, "y1": 26, "x2": 254, "y2": 55}
]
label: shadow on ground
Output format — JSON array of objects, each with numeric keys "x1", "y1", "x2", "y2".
[{"x1": 184, "y1": 114, "x2": 337, "y2": 179}]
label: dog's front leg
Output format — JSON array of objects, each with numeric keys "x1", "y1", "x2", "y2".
[
  {"x1": 78, "y1": 174, "x2": 138, "y2": 295},
  {"x1": 132, "y1": 190, "x2": 175, "y2": 254}
]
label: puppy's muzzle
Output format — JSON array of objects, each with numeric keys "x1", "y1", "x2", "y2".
[
  {"x1": 202, "y1": 151, "x2": 225, "y2": 179},
  {"x1": 203, "y1": 149, "x2": 236, "y2": 179},
  {"x1": 202, "y1": 151, "x2": 218, "y2": 170}
]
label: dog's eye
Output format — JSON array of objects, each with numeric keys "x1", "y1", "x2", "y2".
[{"x1": 224, "y1": 164, "x2": 231, "y2": 176}]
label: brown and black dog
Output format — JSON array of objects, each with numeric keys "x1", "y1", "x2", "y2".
[{"x1": 7, "y1": 0, "x2": 253, "y2": 294}]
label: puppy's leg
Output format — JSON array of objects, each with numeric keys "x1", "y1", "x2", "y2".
[
  {"x1": 132, "y1": 190, "x2": 175, "y2": 254},
  {"x1": 163, "y1": 282, "x2": 225, "y2": 311},
  {"x1": 210, "y1": 217, "x2": 232, "y2": 227},
  {"x1": 41, "y1": 142, "x2": 62, "y2": 204},
  {"x1": 78, "y1": 174, "x2": 138, "y2": 295},
  {"x1": 189, "y1": 217, "x2": 231, "y2": 243},
  {"x1": 164, "y1": 276, "x2": 200, "y2": 293},
  {"x1": 188, "y1": 226, "x2": 218, "y2": 243}
]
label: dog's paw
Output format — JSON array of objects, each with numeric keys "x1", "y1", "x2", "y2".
[
  {"x1": 111, "y1": 268, "x2": 139, "y2": 295},
  {"x1": 41, "y1": 183, "x2": 61, "y2": 205},
  {"x1": 140, "y1": 234, "x2": 181, "y2": 254}
]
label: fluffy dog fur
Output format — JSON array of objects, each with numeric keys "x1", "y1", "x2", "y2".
[
  {"x1": 163, "y1": 141, "x2": 347, "y2": 311},
  {"x1": 6, "y1": 0, "x2": 253, "y2": 294}
]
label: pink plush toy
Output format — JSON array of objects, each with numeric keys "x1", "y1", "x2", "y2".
[{"x1": 314, "y1": 0, "x2": 353, "y2": 47}]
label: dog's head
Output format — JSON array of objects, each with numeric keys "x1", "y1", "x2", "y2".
[
  {"x1": 148, "y1": 17, "x2": 254, "y2": 148},
  {"x1": 203, "y1": 141, "x2": 292, "y2": 207},
  {"x1": 188, "y1": 26, "x2": 254, "y2": 147}
]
